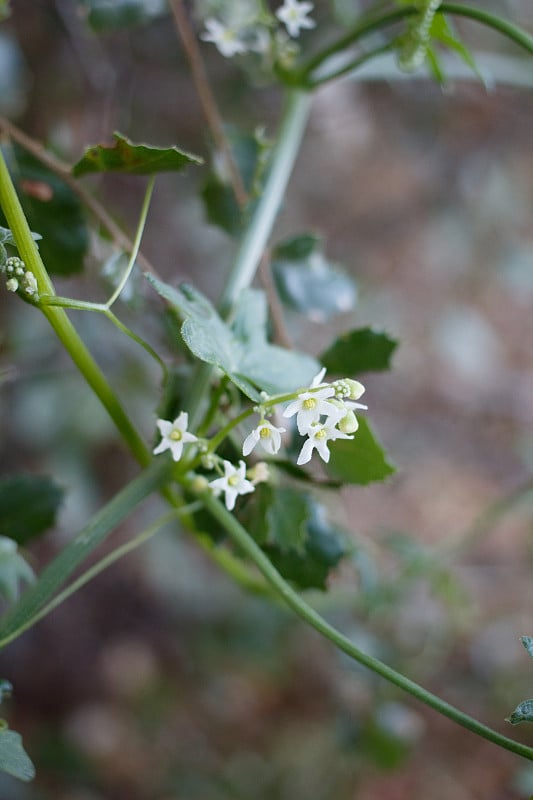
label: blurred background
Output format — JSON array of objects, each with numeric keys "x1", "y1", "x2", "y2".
[{"x1": 1, "y1": 1, "x2": 533, "y2": 798}]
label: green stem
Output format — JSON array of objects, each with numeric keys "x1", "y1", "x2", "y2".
[
  {"x1": 309, "y1": 43, "x2": 397, "y2": 88},
  {"x1": 105, "y1": 175, "x2": 155, "y2": 309},
  {"x1": 200, "y1": 490, "x2": 533, "y2": 762},
  {"x1": 0, "y1": 149, "x2": 150, "y2": 466},
  {"x1": 185, "y1": 89, "x2": 313, "y2": 429},
  {"x1": 299, "y1": 3, "x2": 533, "y2": 82}
]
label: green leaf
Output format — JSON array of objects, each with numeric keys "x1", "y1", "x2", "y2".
[
  {"x1": 431, "y1": 12, "x2": 484, "y2": 84},
  {"x1": 0, "y1": 474, "x2": 63, "y2": 546},
  {"x1": 72, "y1": 132, "x2": 202, "y2": 177},
  {"x1": 272, "y1": 234, "x2": 357, "y2": 321},
  {"x1": 0, "y1": 225, "x2": 42, "y2": 248},
  {"x1": 0, "y1": 459, "x2": 169, "y2": 646},
  {"x1": 0, "y1": 1, "x2": 10, "y2": 22},
  {"x1": 266, "y1": 501, "x2": 346, "y2": 590},
  {"x1": 201, "y1": 129, "x2": 270, "y2": 237},
  {"x1": 320, "y1": 327, "x2": 398, "y2": 375},
  {"x1": 325, "y1": 417, "x2": 395, "y2": 486},
  {"x1": 0, "y1": 148, "x2": 88, "y2": 275},
  {"x1": 266, "y1": 487, "x2": 309, "y2": 552},
  {"x1": 79, "y1": 0, "x2": 166, "y2": 32},
  {"x1": 146, "y1": 277, "x2": 320, "y2": 399},
  {"x1": 507, "y1": 700, "x2": 533, "y2": 725},
  {"x1": 521, "y1": 636, "x2": 533, "y2": 659},
  {"x1": 0, "y1": 729, "x2": 35, "y2": 782}
]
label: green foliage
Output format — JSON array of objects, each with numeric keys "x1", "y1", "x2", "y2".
[
  {"x1": 507, "y1": 637, "x2": 533, "y2": 725},
  {"x1": 0, "y1": 150, "x2": 88, "y2": 275},
  {"x1": 0, "y1": 1, "x2": 10, "y2": 22},
  {"x1": 201, "y1": 129, "x2": 271, "y2": 236},
  {"x1": 147, "y1": 277, "x2": 320, "y2": 399},
  {"x1": 78, "y1": 0, "x2": 166, "y2": 32},
  {"x1": 321, "y1": 327, "x2": 398, "y2": 375},
  {"x1": 0, "y1": 461, "x2": 169, "y2": 647},
  {"x1": 72, "y1": 132, "x2": 202, "y2": 177},
  {"x1": 0, "y1": 474, "x2": 63, "y2": 546},
  {"x1": 0, "y1": 538, "x2": 34, "y2": 604},
  {"x1": 325, "y1": 417, "x2": 395, "y2": 485},
  {"x1": 0, "y1": 728, "x2": 35, "y2": 782},
  {"x1": 522, "y1": 636, "x2": 533, "y2": 659},
  {"x1": 272, "y1": 234, "x2": 357, "y2": 320}
]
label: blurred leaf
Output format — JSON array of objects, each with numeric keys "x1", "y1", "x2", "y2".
[
  {"x1": 0, "y1": 729, "x2": 35, "y2": 782},
  {"x1": 0, "y1": 225, "x2": 42, "y2": 248},
  {"x1": 0, "y1": 474, "x2": 63, "y2": 546},
  {"x1": 0, "y1": 538, "x2": 35, "y2": 604},
  {"x1": 0, "y1": 460, "x2": 168, "y2": 646},
  {"x1": 78, "y1": 0, "x2": 166, "y2": 32},
  {"x1": 201, "y1": 129, "x2": 270, "y2": 236},
  {"x1": 72, "y1": 132, "x2": 202, "y2": 176},
  {"x1": 272, "y1": 234, "x2": 357, "y2": 321},
  {"x1": 254, "y1": 486, "x2": 309, "y2": 551},
  {"x1": 266, "y1": 500, "x2": 346, "y2": 590},
  {"x1": 0, "y1": 681, "x2": 12, "y2": 703},
  {"x1": 146, "y1": 277, "x2": 319, "y2": 399},
  {"x1": 0, "y1": 2, "x2": 10, "y2": 21},
  {"x1": 507, "y1": 700, "x2": 533, "y2": 725},
  {"x1": 321, "y1": 327, "x2": 398, "y2": 375},
  {"x1": 0, "y1": 149, "x2": 88, "y2": 275},
  {"x1": 431, "y1": 12, "x2": 483, "y2": 83},
  {"x1": 522, "y1": 636, "x2": 533, "y2": 659},
  {"x1": 325, "y1": 417, "x2": 395, "y2": 485}
]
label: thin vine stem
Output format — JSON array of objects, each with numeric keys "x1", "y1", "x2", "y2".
[
  {"x1": 298, "y1": 3, "x2": 533, "y2": 83},
  {"x1": 199, "y1": 488, "x2": 533, "y2": 762}
]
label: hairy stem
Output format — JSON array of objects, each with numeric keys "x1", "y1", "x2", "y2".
[{"x1": 201, "y1": 490, "x2": 533, "y2": 762}]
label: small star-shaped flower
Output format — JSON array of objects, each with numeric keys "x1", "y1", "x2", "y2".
[
  {"x1": 200, "y1": 18, "x2": 248, "y2": 57},
  {"x1": 297, "y1": 417, "x2": 353, "y2": 465},
  {"x1": 153, "y1": 412, "x2": 198, "y2": 462},
  {"x1": 283, "y1": 368, "x2": 335, "y2": 434},
  {"x1": 242, "y1": 419, "x2": 286, "y2": 456},
  {"x1": 209, "y1": 460, "x2": 255, "y2": 511},
  {"x1": 276, "y1": 0, "x2": 315, "y2": 38}
]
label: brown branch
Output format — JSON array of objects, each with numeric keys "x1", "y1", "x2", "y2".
[
  {"x1": 167, "y1": 0, "x2": 248, "y2": 208},
  {"x1": 0, "y1": 115, "x2": 159, "y2": 278},
  {"x1": 258, "y1": 250, "x2": 293, "y2": 348}
]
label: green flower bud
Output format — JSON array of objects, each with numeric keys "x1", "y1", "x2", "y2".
[
  {"x1": 345, "y1": 379, "x2": 365, "y2": 400},
  {"x1": 338, "y1": 409, "x2": 359, "y2": 434}
]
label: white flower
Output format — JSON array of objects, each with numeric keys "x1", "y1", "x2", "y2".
[
  {"x1": 276, "y1": 0, "x2": 315, "y2": 38},
  {"x1": 200, "y1": 18, "x2": 248, "y2": 57},
  {"x1": 209, "y1": 460, "x2": 255, "y2": 511},
  {"x1": 297, "y1": 417, "x2": 353, "y2": 465},
  {"x1": 242, "y1": 419, "x2": 286, "y2": 456},
  {"x1": 283, "y1": 369, "x2": 335, "y2": 434},
  {"x1": 153, "y1": 412, "x2": 198, "y2": 462}
]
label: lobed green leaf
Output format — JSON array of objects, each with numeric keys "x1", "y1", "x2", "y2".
[
  {"x1": 79, "y1": 0, "x2": 166, "y2": 32},
  {"x1": 72, "y1": 132, "x2": 202, "y2": 177},
  {"x1": 146, "y1": 277, "x2": 319, "y2": 399},
  {"x1": 507, "y1": 699, "x2": 533, "y2": 725},
  {"x1": 321, "y1": 327, "x2": 398, "y2": 375},
  {"x1": 326, "y1": 417, "x2": 396, "y2": 486}
]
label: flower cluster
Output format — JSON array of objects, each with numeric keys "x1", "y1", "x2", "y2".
[
  {"x1": 153, "y1": 369, "x2": 367, "y2": 511},
  {"x1": 0, "y1": 257, "x2": 39, "y2": 299},
  {"x1": 199, "y1": 0, "x2": 315, "y2": 61}
]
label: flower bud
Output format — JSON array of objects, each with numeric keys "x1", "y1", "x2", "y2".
[
  {"x1": 345, "y1": 379, "x2": 365, "y2": 400},
  {"x1": 338, "y1": 409, "x2": 359, "y2": 434},
  {"x1": 190, "y1": 475, "x2": 209, "y2": 494}
]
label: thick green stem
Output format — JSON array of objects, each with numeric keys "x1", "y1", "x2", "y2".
[
  {"x1": 184, "y1": 89, "x2": 312, "y2": 429},
  {"x1": 0, "y1": 149, "x2": 150, "y2": 466},
  {"x1": 201, "y1": 490, "x2": 533, "y2": 762}
]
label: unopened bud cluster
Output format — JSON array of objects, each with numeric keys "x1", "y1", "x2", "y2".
[{"x1": 0, "y1": 257, "x2": 39, "y2": 300}]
